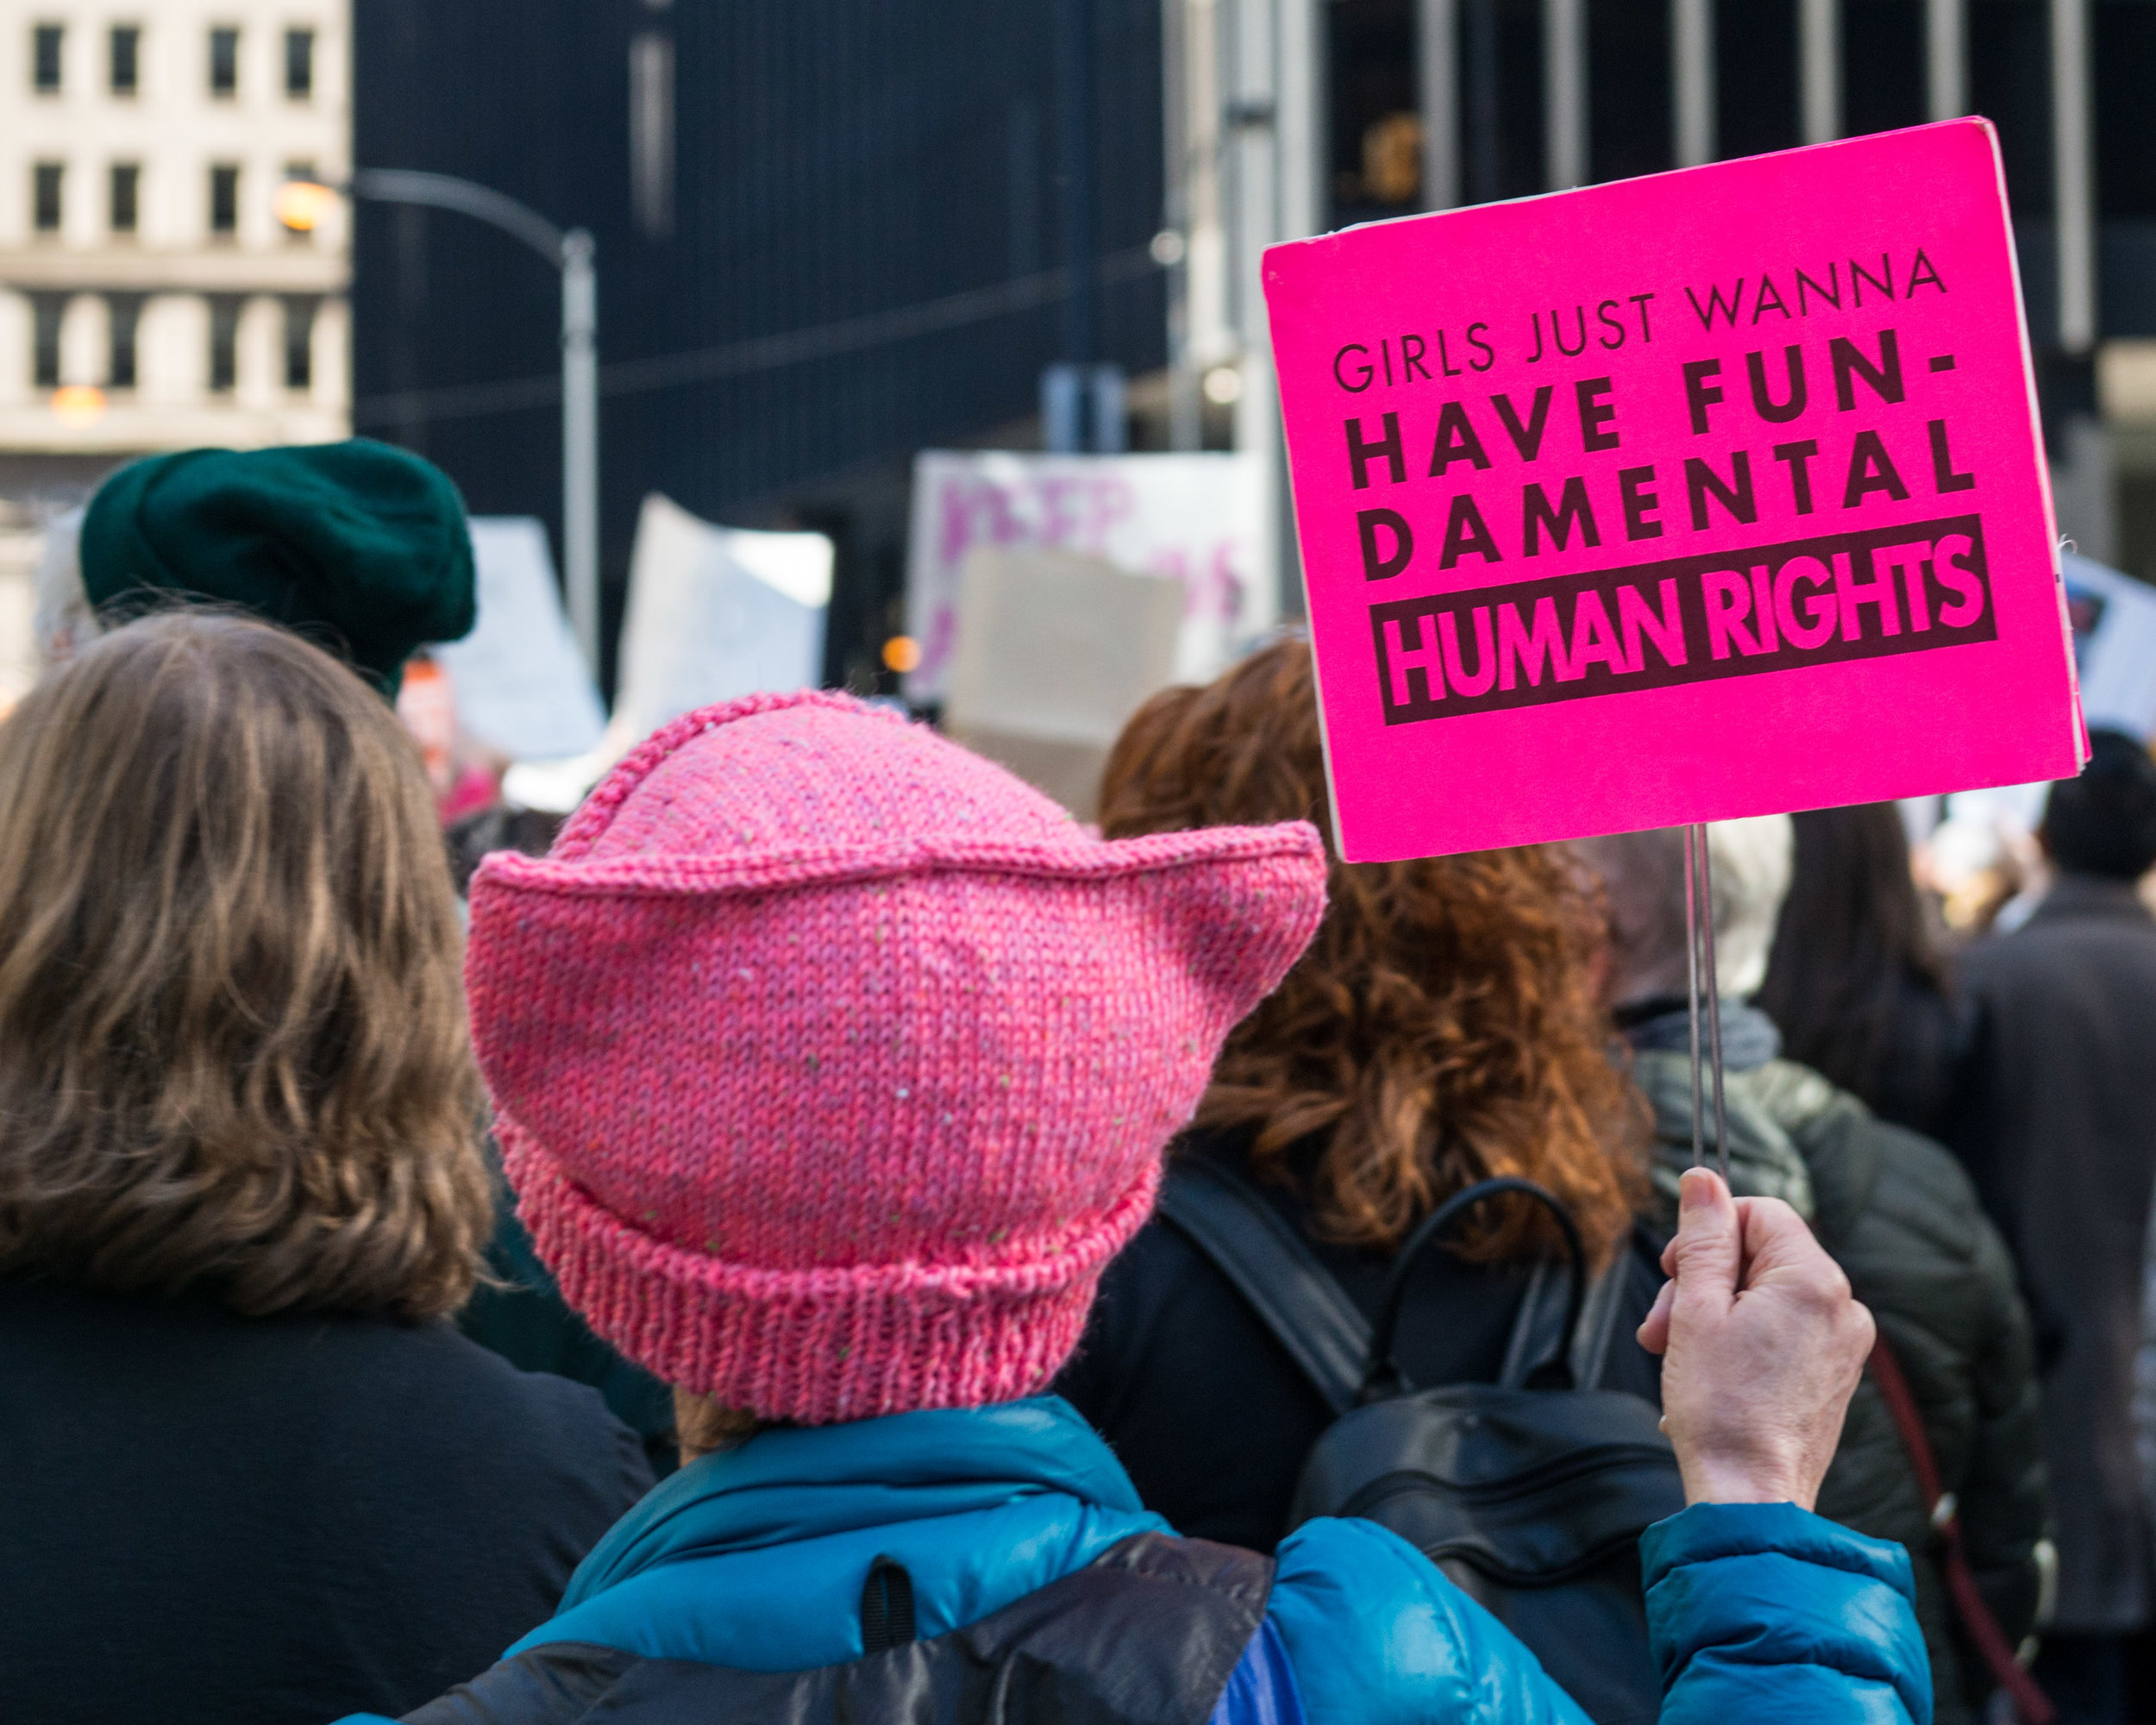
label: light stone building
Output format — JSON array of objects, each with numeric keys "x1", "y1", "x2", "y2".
[{"x1": 0, "y1": 3, "x2": 348, "y2": 698}]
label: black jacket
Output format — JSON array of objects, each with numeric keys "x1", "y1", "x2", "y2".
[
  {"x1": 1053, "y1": 1127, "x2": 1665, "y2": 1553},
  {"x1": 0, "y1": 1273, "x2": 653, "y2": 1725},
  {"x1": 1627, "y1": 1004, "x2": 2046, "y2": 1725},
  {"x1": 1953, "y1": 874, "x2": 2156, "y2": 1634}
]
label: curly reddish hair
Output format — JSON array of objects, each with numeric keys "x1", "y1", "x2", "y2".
[{"x1": 1099, "y1": 637, "x2": 1645, "y2": 1266}]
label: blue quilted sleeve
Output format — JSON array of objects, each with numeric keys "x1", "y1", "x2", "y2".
[
  {"x1": 1644, "y1": 1502, "x2": 1932, "y2": 1725},
  {"x1": 1263, "y1": 1517, "x2": 1595, "y2": 1725}
]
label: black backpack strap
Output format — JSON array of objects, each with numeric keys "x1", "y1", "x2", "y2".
[
  {"x1": 1369, "y1": 1177, "x2": 1586, "y2": 1395},
  {"x1": 862, "y1": 1556, "x2": 918, "y2": 1653},
  {"x1": 1156, "y1": 1157, "x2": 1369, "y2": 1417},
  {"x1": 1495, "y1": 1258, "x2": 1570, "y2": 1390}
]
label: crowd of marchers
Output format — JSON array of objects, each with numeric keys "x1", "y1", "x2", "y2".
[{"x1": 3, "y1": 439, "x2": 2154, "y2": 1725}]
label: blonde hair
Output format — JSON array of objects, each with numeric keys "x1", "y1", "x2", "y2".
[{"x1": 0, "y1": 611, "x2": 492, "y2": 1320}]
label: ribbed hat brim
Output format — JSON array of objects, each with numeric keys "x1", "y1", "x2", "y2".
[{"x1": 500, "y1": 1117, "x2": 1157, "y2": 1425}]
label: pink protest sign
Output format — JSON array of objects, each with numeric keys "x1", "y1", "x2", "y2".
[{"x1": 1265, "y1": 120, "x2": 2083, "y2": 862}]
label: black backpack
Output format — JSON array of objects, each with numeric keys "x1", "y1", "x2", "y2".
[{"x1": 1156, "y1": 1160, "x2": 1683, "y2": 1725}]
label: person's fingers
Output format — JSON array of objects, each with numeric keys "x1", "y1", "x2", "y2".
[
  {"x1": 1733, "y1": 1198, "x2": 1850, "y2": 1310},
  {"x1": 1637, "y1": 1274, "x2": 1677, "y2": 1355},
  {"x1": 1669, "y1": 1169, "x2": 1741, "y2": 1323}
]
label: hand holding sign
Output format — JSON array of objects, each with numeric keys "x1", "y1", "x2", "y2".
[
  {"x1": 1639, "y1": 1169, "x2": 1875, "y2": 1511},
  {"x1": 1265, "y1": 119, "x2": 2082, "y2": 861}
]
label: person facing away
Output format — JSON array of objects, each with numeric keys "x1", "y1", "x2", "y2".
[
  {"x1": 1052, "y1": 637, "x2": 1664, "y2": 1552},
  {"x1": 1574, "y1": 820, "x2": 2045, "y2": 1725},
  {"x1": 41, "y1": 439, "x2": 686, "y2": 1470},
  {"x1": 348, "y1": 687, "x2": 1928, "y2": 1725},
  {"x1": 0, "y1": 615, "x2": 652, "y2": 1725},
  {"x1": 1952, "y1": 730, "x2": 2156, "y2": 1724},
  {"x1": 1755, "y1": 803, "x2": 1974, "y2": 1144}
]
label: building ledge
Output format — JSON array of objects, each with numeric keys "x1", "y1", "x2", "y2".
[
  {"x1": 0, "y1": 248, "x2": 348, "y2": 295},
  {"x1": 0, "y1": 402, "x2": 351, "y2": 452}
]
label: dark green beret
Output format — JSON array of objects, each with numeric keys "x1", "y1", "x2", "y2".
[{"x1": 80, "y1": 440, "x2": 476, "y2": 695}]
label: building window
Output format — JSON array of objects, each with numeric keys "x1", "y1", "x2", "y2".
[
  {"x1": 285, "y1": 28, "x2": 312, "y2": 98},
  {"x1": 110, "y1": 24, "x2": 138, "y2": 94},
  {"x1": 33, "y1": 22, "x2": 62, "y2": 92},
  {"x1": 110, "y1": 162, "x2": 139, "y2": 233},
  {"x1": 209, "y1": 164, "x2": 239, "y2": 236},
  {"x1": 32, "y1": 296, "x2": 65, "y2": 387},
  {"x1": 33, "y1": 162, "x2": 64, "y2": 233},
  {"x1": 207, "y1": 296, "x2": 242, "y2": 392},
  {"x1": 208, "y1": 26, "x2": 238, "y2": 97},
  {"x1": 283, "y1": 296, "x2": 317, "y2": 389},
  {"x1": 109, "y1": 295, "x2": 143, "y2": 389}
]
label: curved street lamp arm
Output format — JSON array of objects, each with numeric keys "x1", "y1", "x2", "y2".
[
  {"x1": 349, "y1": 168, "x2": 567, "y2": 265},
  {"x1": 340, "y1": 167, "x2": 600, "y2": 674}
]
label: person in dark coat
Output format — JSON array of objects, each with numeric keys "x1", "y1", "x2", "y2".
[
  {"x1": 0, "y1": 614, "x2": 650, "y2": 1725},
  {"x1": 1954, "y1": 729, "x2": 2156, "y2": 1724},
  {"x1": 1576, "y1": 819, "x2": 2047, "y2": 1725},
  {"x1": 1054, "y1": 639, "x2": 1664, "y2": 1554},
  {"x1": 49, "y1": 446, "x2": 686, "y2": 1482},
  {"x1": 1756, "y1": 802, "x2": 1974, "y2": 1142},
  {"x1": 446, "y1": 802, "x2": 683, "y2": 1478}
]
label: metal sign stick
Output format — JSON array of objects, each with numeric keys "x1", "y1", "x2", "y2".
[
  {"x1": 1683, "y1": 822, "x2": 1731, "y2": 1181},
  {"x1": 1683, "y1": 824, "x2": 1705, "y2": 1169}
]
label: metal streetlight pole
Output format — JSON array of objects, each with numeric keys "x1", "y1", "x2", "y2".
[
  {"x1": 329, "y1": 169, "x2": 601, "y2": 674},
  {"x1": 558, "y1": 229, "x2": 599, "y2": 667}
]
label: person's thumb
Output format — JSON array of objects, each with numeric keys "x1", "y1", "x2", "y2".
[{"x1": 1669, "y1": 1167, "x2": 1741, "y2": 1322}]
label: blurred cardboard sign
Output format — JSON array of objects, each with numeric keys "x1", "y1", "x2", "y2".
[
  {"x1": 617, "y1": 492, "x2": 831, "y2": 742},
  {"x1": 434, "y1": 518, "x2": 606, "y2": 763},
  {"x1": 903, "y1": 449, "x2": 1269, "y2": 705},
  {"x1": 1264, "y1": 119, "x2": 2084, "y2": 862},
  {"x1": 2061, "y1": 552, "x2": 2156, "y2": 741},
  {"x1": 943, "y1": 546, "x2": 1183, "y2": 819}
]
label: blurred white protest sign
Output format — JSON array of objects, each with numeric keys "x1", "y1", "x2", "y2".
[
  {"x1": 616, "y1": 492, "x2": 832, "y2": 740},
  {"x1": 903, "y1": 450, "x2": 1268, "y2": 705},
  {"x1": 2062, "y1": 553, "x2": 2156, "y2": 742},
  {"x1": 504, "y1": 494, "x2": 832, "y2": 814},
  {"x1": 943, "y1": 547, "x2": 1183, "y2": 818},
  {"x1": 435, "y1": 518, "x2": 607, "y2": 762},
  {"x1": 1927, "y1": 555, "x2": 2156, "y2": 913}
]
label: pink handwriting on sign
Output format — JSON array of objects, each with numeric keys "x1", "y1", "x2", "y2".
[{"x1": 1264, "y1": 119, "x2": 2082, "y2": 862}]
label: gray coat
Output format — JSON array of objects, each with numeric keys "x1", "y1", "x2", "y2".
[
  {"x1": 1958, "y1": 874, "x2": 2156, "y2": 1634},
  {"x1": 1631, "y1": 1008, "x2": 2046, "y2": 1724}
]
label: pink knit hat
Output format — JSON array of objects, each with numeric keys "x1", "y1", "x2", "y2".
[{"x1": 466, "y1": 691, "x2": 1326, "y2": 1426}]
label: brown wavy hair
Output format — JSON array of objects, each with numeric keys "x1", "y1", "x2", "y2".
[
  {"x1": 1100, "y1": 637, "x2": 1645, "y2": 1265},
  {"x1": 0, "y1": 611, "x2": 492, "y2": 1320}
]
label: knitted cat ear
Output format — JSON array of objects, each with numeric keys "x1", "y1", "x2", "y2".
[{"x1": 1111, "y1": 822, "x2": 1329, "y2": 1038}]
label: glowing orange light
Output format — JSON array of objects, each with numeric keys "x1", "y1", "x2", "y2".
[
  {"x1": 881, "y1": 636, "x2": 923, "y2": 674},
  {"x1": 274, "y1": 179, "x2": 339, "y2": 233},
  {"x1": 50, "y1": 385, "x2": 106, "y2": 427}
]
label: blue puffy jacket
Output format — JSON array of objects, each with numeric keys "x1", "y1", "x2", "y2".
[{"x1": 338, "y1": 1396, "x2": 1929, "y2": 1725}]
